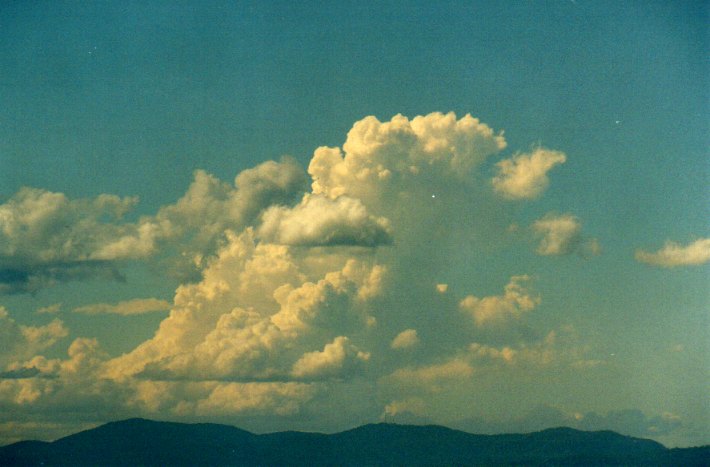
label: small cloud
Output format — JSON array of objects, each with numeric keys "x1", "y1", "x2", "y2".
[
  {"x1": 37, "y1": 303, "x2": 62, "y2": 314},
  {"x1": 635, "y1": 238, "x2": 710, "y2": 267},
  {"x1": 382, "y1": 398, "x2": 433, "y2": 424},
  {"x1": 459, "y1": 275, "x2": 540, "y2": 326},
  {"x1": 492, "y1": 147, "x2": 566, "y2": 200},
  {"x1": 73, "y1": 298, "x2": 171, "y2": 315},
  {"x1": 391, "y1": 329, "x2": 419, "y2": 350},
  {"x1": 532, "y1": 213, "x2": 600, "y2": 257},
  {"x1": 291, "y1": 336, "x2": 369, "y2": 380}
]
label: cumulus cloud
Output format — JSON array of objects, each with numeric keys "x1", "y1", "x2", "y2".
[
  {"x1": 635, "y1": 238, "x2": 710, "y2": 267},
  {"x1": 1, "y1": 112, "x2": 600, "y2": 442},
  {"x1": 459, "y1": 275, "x2": 540, "y2": 326},
  {"x1": 0, "y1": 158, "x2": 308, "y2": 294},
  {"x1": 383, "y1": 358, "x2": 475, "y2": 396},
  {"x1": 0, "y1": 307, "x2": 68, "y2": 368},
  {"x1": 103, "y1": 229, "x2": 383, "y2": 383},
  {"x1": 73, "y1": 298, "x2": 171, "y2": 315},
  {"x1": 259, "y1": 194, "x2": 392, "y2": 247},
  {"x1": 532, "y1": 213, "x2": 601, "y2": 257},
  {"x1": 492, "y1": 147, "x2": 566, "y2": 199},
  {"x1": 154, "y1": 158, "x2": 308, "y2": 265},
  {"x1": 391, "y1": 329, "x2": 419, "y2": 349},
  {"x1": 174, "y1": 382, "x2": 316, "y2": 417},
  {"x1": 291, "y1": 336, "x2": 370, "y2": 379},
  {"x1": 0, "y1": 188, "x2": 154, "y2": 293},
  {"x1": 309, "y1": 112, "x2": 506, "y2": 205},
  {"x1": 467, "y1": 326, "x2": 601, "y2": 368}
]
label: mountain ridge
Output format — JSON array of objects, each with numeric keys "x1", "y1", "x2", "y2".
[{"x1": 1, "y1": 418, "x2": 707, "y2": 466}]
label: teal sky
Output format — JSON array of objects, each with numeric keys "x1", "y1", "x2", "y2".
[{"x1": 1, "y1": 1, "x2": 708, "y2": 447}]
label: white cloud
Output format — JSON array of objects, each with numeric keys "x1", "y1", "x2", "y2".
[
  {"x1": 0, "y1": 112, "x2": 596, "y2": 440},
  {"x1": 0, "y1": 306, "x2": 68, "y2": 367},
  {"x1": 103, "y1": 229, "x2": 383, "y2": 383},
  {"x1": 258, "y1": 194, "x2": 392, "y2": 247},
  {"x1": 459, "y1": 275, "x2": 540, "y2": 326},
  {"x1": 309, "y1": 112, "x2": 506, "y2": 205},
  {"x1": 532, "y1": 213, "x2": 600, "y2": 257},
  {"x1": 177, "y1": 382, "x2": 316, "y2": 417},
  {"x1": 73, "y1": 298, "x2": 171, "y2": 315},
  {"x1": 0, "y1": 158, "x2": 308, "y2": 293},
  {"x1": 391, "y1": 329, "x2": 419, "y2": 349},
  {"x1": 291, "y1": 336, "x2": 370, "y2": 379},
  {"x1": 467, "y1": 326, "x2": 599, "y2": 368},
  {"x1": 384, "y1": 358, "x2": 475, "y2": 393},
  {"x1": 492, "y1": 147, "x2": 566, "y2": 200},
  {"x1": 0, "y1": 187, "x2": 155, "y2": 293},
  {"x1": 635, "y1": 238, "x2": 710, "y2": 267}
]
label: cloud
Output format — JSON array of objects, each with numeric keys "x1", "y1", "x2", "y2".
[
  {"x1": 0, "y1": 306, "x2": 68, "y2": 367},
  {"x1": 73, "y1": 298, "x2": 172, "y2": 315},
  {"x1": 0, "y1": 112, "x2": 602, "y2": 443},
  {"x1": 309, "y1": 112, "x2": 506, "y2": 204},
  {"x1": 155, "y1": 158, "x2": 308, "y2": 256},
  {"x1": 0, "y1": 158, "x2": 308, "y2": 294},
  {"x1": 467, "y1": 326, "x2": 601, "y2": 369},
  {"x1": 532, "y1": 213, "x2": 601, "y2": 257},
  {"x1": 383, "y1": 358, "x2": 475, "y2": 395},
  {"x1": 175, "y1": 382, "x2": 316, "y2": 417},
  {"x1": 103, "y1": 229, "x2": 383, "y2": 383},
  {"x1": 391, "y1": 329, "x2": 419, "y2": 349},
  {"x1": 0, "y1": 188, "x2": 158, "y2": 293},
  {"x1": 259, "y1": 194, "x2": 392, "y2": 247},
  {"x1": 459, "y1": 275, "x2": 540, "y2": 326},
  {"x1": 291, "y1": 336, "x2": 370, "y2": 379},
  {"x1": 452, "y1": 406, "x2": 682, "y2": 439},
  {"x1": 577, "y1": 409, "x2": 682, "y2": 438},
  {"x1": 36, "y1": 303, "x2": 62, "y2": 314},
  {"x1": 382, "y1": 397, "x2": 432, "y2": 425},
  {"x1": 635, "y1": 238, "x2": 710, "y2": 267},
  {"x1": 492, "y1": 147, "x2": 566, "y2": 199}
]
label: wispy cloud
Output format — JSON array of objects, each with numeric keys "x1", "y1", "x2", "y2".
[
  {"x1": 532, "y1": 213, "x2": 601, "y2": 257},
  {"x1": 36, "y1": 303, "x2": 62, "y2": 314},
  {"x1": 73, "y1": 298, "x2": 171, "y2": 315}
]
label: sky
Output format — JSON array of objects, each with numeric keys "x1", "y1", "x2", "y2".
[{"x1": 0, "y1": 0, "x2": 708, "y2": 448}]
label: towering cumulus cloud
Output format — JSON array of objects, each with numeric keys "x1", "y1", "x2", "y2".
[{"x1": 1, "y1": 112, "x2": 617, "y2": 439}]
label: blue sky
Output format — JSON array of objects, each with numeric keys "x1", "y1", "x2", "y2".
[{"x1": 0, "y1": 1, "x2": 707, "y2": 447}]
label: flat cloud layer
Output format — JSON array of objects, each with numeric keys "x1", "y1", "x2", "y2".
[
  {"x1": 73, "y1": 298, "x2": 172, "y2": 315},
  {"x1": 0, "y1": 112, "x2": 699, "y2": 445}
]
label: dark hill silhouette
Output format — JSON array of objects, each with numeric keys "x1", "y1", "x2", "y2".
[{"x1": 0, "y1": 418, "x2": 707, "y2": 466}]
